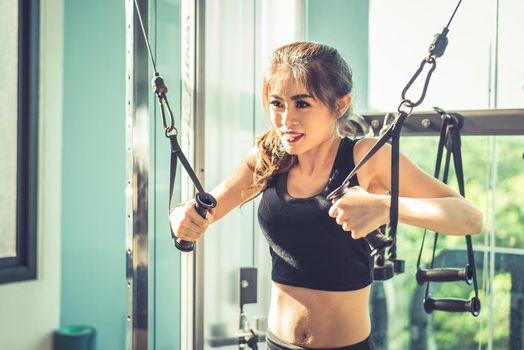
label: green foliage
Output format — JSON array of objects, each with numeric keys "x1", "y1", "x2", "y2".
[
  {"x1": 374, "y1": 136, "x2": 523, "y2": 349},
  {"x1": 431, "y1": 273, "x2": 511, "y2": 350}
]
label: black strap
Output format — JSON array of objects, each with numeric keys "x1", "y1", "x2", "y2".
[
  {"x1": 133, "y1": 0, "x2": 216, "y2": 252},
  {"x1": 416, "y1": 117, "x2": 451, "y2": 272},
  {"x1": 327, "y1": 111, "x2": 409, "y2": 260},
  {"x1": 327, "y1": 0, "x2": 465, "y2": 257},
  {"x1": 168, "y1": 136, "x2": 179, "y2": 217},
  {"x1": 168, "y1": 134, "x2": 217, "y2": 252},
  {"x1": 417, "y1": 113, "x2": 480, "y2": 304},
  {"x1": 387, "y1": 114, "x2": 402, "y2": 259},
  {"x1": 451, "y1": 124, "x2": 479, "y2": 299},
  {"x1": 169, "y1": 135, "x2": 206, "y2": 199}
]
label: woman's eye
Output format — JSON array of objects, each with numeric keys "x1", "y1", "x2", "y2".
[
  {"x1": 270, "y1": 100, "x2": 283, "y2": 108},
  {"x1": 296, "y1": 100, "x2": 310, "y2": 108}
]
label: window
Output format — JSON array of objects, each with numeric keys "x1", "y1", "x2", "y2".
[
  {"x1": 0, "y1": 0, "x2": 39, "y2": 284},
  {"x1": 307, "y1": 0, "x2": 524, "y2": 348}
]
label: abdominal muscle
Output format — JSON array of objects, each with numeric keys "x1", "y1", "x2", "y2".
[{"x1": 268, "y1": 281, "x2": 371, "y2": 349}]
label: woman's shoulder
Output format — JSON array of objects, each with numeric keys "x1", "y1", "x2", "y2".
[
  {"x1": 351, "y1": 137, "x2": 391, "y2": 192},
  {"x1": 353, "y1": 137, "x2": 392, "y2": 165},
  {"x1": 243, "y1": 146, "x2": 259, "y2": 171}
]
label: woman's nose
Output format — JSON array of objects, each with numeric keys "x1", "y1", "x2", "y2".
[{"x1": 281, "y1": 109, "x2": 297, "y2": 127}]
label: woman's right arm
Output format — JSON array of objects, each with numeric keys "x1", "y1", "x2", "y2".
[
  {"x1": 208, "y1": 146, "x2": 259, "y2": 222},
  {"x1": 169, "y1": 147, "x2": 258, "y2": 242}
]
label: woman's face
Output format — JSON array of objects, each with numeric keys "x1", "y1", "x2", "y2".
[{"x1": 268, "y1": 78, "x2": 340, "y2": 155}]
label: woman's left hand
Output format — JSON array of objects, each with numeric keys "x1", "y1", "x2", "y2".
[{"x1": 328, "y1": 186, "x2": 389, "y2": 239}]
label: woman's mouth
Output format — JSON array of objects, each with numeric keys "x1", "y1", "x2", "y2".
[{"x1": 282, "y1": 132, "x2": 304, "y2": 143}]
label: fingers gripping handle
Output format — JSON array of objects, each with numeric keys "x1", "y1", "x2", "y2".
[
  {"x1": 424, "y1": 296, "x2": 481, "y2": 317},
  {"x1": 328, "y1": 185, "x2": 393, "y2": 256},
  {"x1": 173, "y1": 192, "x2": 217, "y2": 252}
]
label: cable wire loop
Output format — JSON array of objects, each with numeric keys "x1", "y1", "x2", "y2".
[{"x1": 397, "y1": 99, "x2": 414, "y2": 115}]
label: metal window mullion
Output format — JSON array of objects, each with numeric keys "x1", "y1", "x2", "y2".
[
  {"x1": 125, "y1": 1, "x2": 135, "y2": 348},
  {"x1": 194, "y1": 0, "x2": 207, "y2": 350},
  {"x1": 180, "y1": 0, "x2": 200, "y2": 350},
  {"x1": 126, "y1": 0, "x2": 150, "y2": 348},
  {"x1": 361, "y1": 109, "x2": 524, "y2": 136}
]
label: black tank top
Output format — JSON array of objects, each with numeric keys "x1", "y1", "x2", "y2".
[{"x1": 257, "y1": 137, "x2": 373, "y2": 291}]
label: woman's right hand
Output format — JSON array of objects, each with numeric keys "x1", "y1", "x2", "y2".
[{"x1": 169, "y1": 200, "x2": 215, "y2": 242}]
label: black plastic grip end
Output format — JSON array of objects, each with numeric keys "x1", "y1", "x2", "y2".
[
  {"x1": 367, "y1": 230, "x2": 394, "y2": 257},
  {"x1": 195, "y1": 192, "x2": 217, "y2": 218},
  {"x1": 173, "y1": 192, "x2": 217, "y2": 253},
  {"x1": 373, "y1": 260, "x2": 395, "y2": 281},
  {"x1": 174, "y1": 238, "x2": 195, "y2": 252},
  {"x1": 327, "y1": 183, "x2": 393, "y2": 257},
  {"x1": 424, "y1": 296, "x2": 481, "y2": 317},
  {"x1": 416, "y1": 265, "x2": 472, "y2": 285},
  {"x1": 390, "y1": 258, "x2": 405, "y2": 274}
]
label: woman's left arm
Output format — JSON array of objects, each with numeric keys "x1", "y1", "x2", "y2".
[
  {"x1": 329, "y1": 138, "x2": 484, "y2": 238},
  {"x1": 361, "y1": 137, "x2": 484, "y2": 236}
]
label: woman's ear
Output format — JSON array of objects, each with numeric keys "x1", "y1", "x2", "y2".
[{"x1": 336, "y1": 95, "x2": 352, "y2": 118}]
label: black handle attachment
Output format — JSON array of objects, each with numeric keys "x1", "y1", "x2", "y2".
[
  {"x1": 424, "y1": 296, "x2": 481, "y2": 317},
  {"x1": 416, "y1": 265, "x2": 472, "y2": 285},
  {"x1": 168, "y1": 132, "x2": 217, "y2": 252},
  {"x1": 132, "y1": 0, "x2": 217, "y2": 253},
  {"x1": 367, "y1": 230, "x2": 394, "y2": 257},
  {"x1": 173, "y1": 192, "x2": 217, "y2": 252},
  {"x1": 415, "y1": 108, "x2": 481, "y2": 316},
  {"x1": 328, "y1": 185, "x2": 393, "y2": 257}
]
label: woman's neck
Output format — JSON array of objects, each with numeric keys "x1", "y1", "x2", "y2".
[{"x1": 294, "y1": 136, "x2": 341, "y2": 177}]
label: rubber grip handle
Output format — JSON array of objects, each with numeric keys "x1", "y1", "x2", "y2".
[
  {"x1": 194, "y1": 192, "x2": 217, "y2": 218},
  {"x1": 174, "y1": 192, "x2": 217, "y2": 252},
  {"x1": 416, "y1": 265, "x2": 472, "y2": 285},
  {"x1": 329, "y1": 186, "x2": 393, "y2": 256},
  {"x1": 373, "y1": 260, "x2": 395, "y2": 281},
  {"x1": 424, "y1": 296, "x2": 481, "y2": 317},
  {"x1": 366, "y1": 229, "x2": 394, "y2": 257}
]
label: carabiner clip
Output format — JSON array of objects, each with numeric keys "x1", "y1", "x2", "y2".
[
  {"x1": 401, "y1": 57, "x2": 437, "y2": 108},
  {"x1": 152, "y1": 73, "x2": 177, "y2": 136}
]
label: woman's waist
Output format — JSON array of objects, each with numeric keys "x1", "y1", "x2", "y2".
[{"x1": 268, "y1": 282, "x2": 371, "y2": 348}]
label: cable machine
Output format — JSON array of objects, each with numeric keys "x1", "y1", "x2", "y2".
[{"x1": 124, "y1": 0, "x2": 524, "y2": 348}]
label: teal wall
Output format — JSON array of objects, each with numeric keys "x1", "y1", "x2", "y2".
[
  {"x1": 61, "y1": 1, "x2": 126, "y2": 349},
  {"x1": 307, "y1": 0, "x2": 369, "y2": 112}
]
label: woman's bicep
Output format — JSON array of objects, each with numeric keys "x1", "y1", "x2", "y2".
[
  {"x1": 356, "y1": 138, "x2": 460, "y2": 199},
  {"x1": 395, "y1": 151, "x2": 460, "y2": 198}
]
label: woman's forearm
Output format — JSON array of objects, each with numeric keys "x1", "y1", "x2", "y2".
[{"x1": 380, "y1": 195, "x2": 484, "y2": 235}]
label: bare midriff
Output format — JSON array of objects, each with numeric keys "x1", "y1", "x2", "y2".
[{"x1": 268, "y1": 281, "x2": 371, "y2": 349}]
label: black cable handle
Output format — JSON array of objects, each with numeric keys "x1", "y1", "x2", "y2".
[
  {"x1": 415, "y1": 109, "x2": 480, "y2": 316},
  {"x1": 133, "y1": 0, "x2": 216, "y2": 252},
  {"x1": 133, "y1": 0, "x2": 464, "y2": 254},
  {"x1": 327, "y1": 0, "x2": 464, "y2": 265}
]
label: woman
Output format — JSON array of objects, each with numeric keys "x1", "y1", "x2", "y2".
[{"x1": 170, "y1": 42, "x2": 484, "y2": 350}]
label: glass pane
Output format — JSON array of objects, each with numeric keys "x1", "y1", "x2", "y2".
[
  {"x1": 396, "y1": 136, "x2": 475, "y2": 350},
  {"x1": 0, "y1": 0, "x2": 19, "y2": 259},
  {"x1": 368, "y1": 0, "x2": 493, "y2": 112},
  {"x1": 306, "y1": 1, "x2": 524, "y2": 349},
  {"x1": 202, "y1": 1, "x2": 305, "y2": 349},
  {"x1": 497, "y1": 0, "x2": 524, "y2": 108},
  {"x1": 489, "y1": 136, "x2": 524, "y2": 350},
  {"x1": 395, "y1": 135, "x2": 524, "y2": 350},
  {"x1": 203, "y1": 1, "x2": 258, "y2": 349}
]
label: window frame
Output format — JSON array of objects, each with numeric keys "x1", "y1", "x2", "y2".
[{"x1": 0, "y1": 0, "x2": 39, "y2": 284}]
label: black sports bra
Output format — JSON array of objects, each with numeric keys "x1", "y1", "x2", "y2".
[{"x1": 257, "y1": 137, "x2": 373, "y2": 291}]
